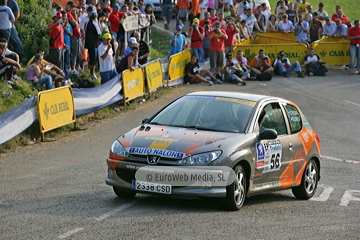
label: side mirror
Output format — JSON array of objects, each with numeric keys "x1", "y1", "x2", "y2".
[
  {"x1": 258, "y1": 129, "x2": 278, "y2": 140},
  {"x1": 142, "y1": 117, "x2": 150, "y2": 124}
]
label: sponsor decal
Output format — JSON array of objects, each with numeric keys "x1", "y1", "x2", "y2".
[
  {"x1": 303, "y1": 120, "x2": 310, "y2": 126},
  {"x1": 298, "y1": 127, "x2": 313, "y2": 157},
  {"x1": 252, "y1": 181, "x2": 281, "y2": 190},
  {"x1": 214, "y1": 97, "x2": 257, "y2": 107},
  {"x1": 254, "y1": 171, "x2": 263, "y2": 179},
  {"x1": 146, "y1": 137, "x2": 179, "y2": 150},
  {"x1": 256, "y1": 140, "x2": 282, "y2": 173},
  {"x1": 127, "y1": 147, "x2": 185, "y2": 159}
]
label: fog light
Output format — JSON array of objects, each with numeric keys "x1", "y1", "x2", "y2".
[
  {"x1": 108, "y1": 169, "x2": 113, "y2": 178},
  {"x1": 202, "y1": 181, "x2": 212, "y2": 189}
]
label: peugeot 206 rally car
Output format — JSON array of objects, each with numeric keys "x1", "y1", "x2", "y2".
[{"x1": 106, "y1": 91, "x2": 321, "y2": 210}]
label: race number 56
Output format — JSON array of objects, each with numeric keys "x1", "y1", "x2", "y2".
[{"x1": 270, "y1": 153, "x2": 280, "y2": 169}]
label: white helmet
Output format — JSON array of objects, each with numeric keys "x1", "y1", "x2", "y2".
[{"x1": 198, "y1": 103, "x2": 218, "y2": 128}]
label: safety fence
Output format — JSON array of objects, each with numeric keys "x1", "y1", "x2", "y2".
[{"x1": 0, "y1": 35, "x2": 351, "y2": 145}]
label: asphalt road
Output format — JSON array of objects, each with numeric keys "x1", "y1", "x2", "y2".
[{"x1": 1, "y1": 66, "x2": 360, "y2": 239}]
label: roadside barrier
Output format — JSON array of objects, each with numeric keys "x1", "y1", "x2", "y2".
[
  {"x1": 144, "y1": 59, "x2": 164, "y2": 94},
  {"x1": 37, "y1": 86, "x2": 76, "y2": 141},
  {"x1": 258, "y1": 32, "x2": 296, "y2": 40},
  {"x1": 167, "y1": 50, "x2": 191, "y2": 86},
  {"x1": 122, "y1": 68, "x2": 145, "y2": 106},
  {"x1": 254, "y1": 34, "x2": 308, "y2": 45},
  {"x1": 311, "y1": 37, "x2": 350, "y2": 65}
]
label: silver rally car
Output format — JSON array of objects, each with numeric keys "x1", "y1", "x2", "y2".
[{"x1": 106, "y1": 91, "x2": 321, "y2": 210}]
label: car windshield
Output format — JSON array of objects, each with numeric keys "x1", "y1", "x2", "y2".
[{"x1": 149, "y1": 95, "x2": 256, "y2": 133}]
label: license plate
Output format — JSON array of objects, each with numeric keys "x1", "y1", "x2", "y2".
[{"x1": 132, "y1": 180, "x2": 172, "y2": 194}]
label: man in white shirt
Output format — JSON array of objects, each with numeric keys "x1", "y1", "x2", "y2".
[
  {"x1": 98, "y1": 33, "x2": 118, "y2": 84},
  {"x1": 313, "y1": 2, "x2": 328, "y2": 24},
  {"x1": 242, "y1": 6, "x2": 262, "y2": 33},
  {"x1": 323, "y1": 17, "x2": 336, "y2": 36}
]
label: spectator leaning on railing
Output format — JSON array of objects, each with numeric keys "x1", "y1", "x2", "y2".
[{"x1": 294, "y1": 14, "x2": 309, "y2": 42}]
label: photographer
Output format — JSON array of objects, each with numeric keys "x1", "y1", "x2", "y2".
[
  {"x1": 221, "y1": 52, "x2": 247, "y2": 86},
  {"x1": 188, "y1": 18, "x2": 204, "y2": 61},
  {"x1": 294, "y1": 14, "x2": 309, "y2": 42},
  {"x1": 202, "y1": 20, "x2": 211, "y2": 59},
  {"x1": 224, "y1": 17, "x2": 239, "y2": 53},
  {"x1": 169, "y1": 25, "x2": 187, "y2": 57},
  {"x1": 208, "y1": 21, "x2": 228, "y2": 78},
  {"x1": 273, "y1": 51, "x2": 305, "y2": 78},
  {"x1": 251, "y1": 49, "x2": 274, "y2": 75},
  {"x1": 304, "y1": 47, "x2": 327, "y2": 76}
]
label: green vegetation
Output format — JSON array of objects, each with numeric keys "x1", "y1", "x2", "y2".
[
  {"x1": 268, "y1": 0, "x2": 357, "y2": 22},
  {"x1": 149, "y1": 27, "x2": 171, "y2": 59}
]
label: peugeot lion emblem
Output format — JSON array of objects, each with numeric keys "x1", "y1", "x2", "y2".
[{"x1": 147, "y1": 155, "x2": 161, "y2": 164}]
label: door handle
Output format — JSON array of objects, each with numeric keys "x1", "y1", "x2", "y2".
[{"x1": 289, "y1": 143, "x2": 293, "y2": 151}]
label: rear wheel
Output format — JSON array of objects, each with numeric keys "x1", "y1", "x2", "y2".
[
  {"x1": 113, "y1": 187, "x2": 137, "y2": 198},
  {"x1": 223, "y1": 165, "x2": 246, "y2": 211},
  {"x1": 292, "y1": 159, "x2": 318, "y2": 200}
]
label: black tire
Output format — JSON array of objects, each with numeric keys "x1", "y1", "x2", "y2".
[
  {"x1": 113, "y1": 187, "x2": 137, "y2": 198},
  {"x1": 223, "y1": 165, "x2": 247, "y2": 211},
  {"x1": 292, "y1": 159, "x2": 319, "y2": 200}
]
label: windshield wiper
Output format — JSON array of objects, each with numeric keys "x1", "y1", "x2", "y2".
[{"x1": 185, "y1": 125, "x2": 220, "y2": 132}]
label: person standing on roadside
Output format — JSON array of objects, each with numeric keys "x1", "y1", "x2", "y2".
[
  {"x1": 188, "y1": 18, "x2": 204, "y2": 61},
  {"x1": 98, "y1": 33, "x2": 118, "y2": 84},
  {"x1": 0, "y1": 0, "x2": 14, "y2": 43},
  {"x1": 46, "y1": 12, "x2": 66, "y2": 71},
  {"x1": 347, "y1": 20, "x2": 360, "y2": 75},
  {"x1": 6, "y1": 0, "x2": 25, "y2": 62},
  {"x1": 161, "y1": 0, "x2": 175, "y2": 30},
  {"x1": 208, "y1": 21, "x2": 228, "y2": 78}
]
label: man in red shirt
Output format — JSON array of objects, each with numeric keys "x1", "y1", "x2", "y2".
[
  {"x1": 109, "y1": 4, "x2": 126, "y2": 58},
  {"x1": 199, "y1": 11, "x2": 212, "y2": 27},
  {"x1": 224, "y1": 17, "x2": 238, "y2": 53},
  {"x1": 188, "y1": 18, "x2": 204, "y2": 61},
  {"x1": 208, "y1": 21, "x2": 228, "y2": 78},
  {"x1": 347, "y1": 20, "x2": 360, "y2": 75},
  {"x1": 46, "y1": 12, "x2": 66, "y2": 70},
  {"x1": 65, "y1": 1, "x2": 81, "y2": 76}
]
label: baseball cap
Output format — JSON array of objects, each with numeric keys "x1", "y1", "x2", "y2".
[
  {"x1": 113, "y1": 3, "x2": 120, "y2": 9},
  {"x1": 90, "y1": 11, "x2": 97, "y2": 16},
  {"x1": 129, "y1": 37, "x2": 137, "y2": 44},
  {"x1": 176, "y1": 25, "x2": 183, "y2": 30},
  {"x1": 214, "y1": 21, "x2": 221, "y2": 26},
  {"x1": 193, "y1": 18, "x2": 199, "y2": 23},
  {"x1": 226, "y1": 52, "x2": 232, "y2": 58},
  {"x1": 55, "y1": 11, "x2": 62, "y2": 18},
  {"x1": 325, "y1": 16, "x2": 330, "y2": 20},
  {"x1": 67, "y1": 1, "x2": 75, "y2": 7},
  {"x1": 103, "y1": 33, "x2": 112, "y2": 40},
  {"x1": 244, "y1": 6, "x2": 250, "y2": 10}
]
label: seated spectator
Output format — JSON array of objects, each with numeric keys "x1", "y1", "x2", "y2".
[
  {"x1": 332, "y1": 19, "x2": 348, "y2": 38},
  {"x1": 323, "y1": 17, "x2": 336, "y2": 36},
  {"x1": 286, "y1": 3, "x2": 298, "y2": 25},
  {"x1": 185, "y1": 55, "x2": 222, "y2": 85},
  {"x1": 251, "y1": 49, "x2": 274, "y2": 75},
  {"x1": 276, "y1": 1, "x2": 288, "y2": 21},
  {"x1": 26, "y1": 49, "x2": 65, "y2": 81},
  {"x1": 273, "y1": 51, "x2": 305, "y2": 78},
  {"x1": 0, "y1": 44, "x2": 20, "y2": 88},
  {"x1": 294, "y1": 14, "x2": 309, "y2": 42},
  {"x1": 331, "y1": 9, "x2": 349, "y2": 25},
  {"x1": 169, "y1": 25, "x2": 187, "y2": 57},
  {"x1": 116, "y1": 46, "x2": 139, "y2": 73},
  {"x1": 98, "y1": 33, "x2": 118, "y2": 84},
  {"x1": 27, "y1": 54, "x2": 63, "y2": 90},
  {"x1": 266, "y1": 15, "x2": 279, "y2": 32},
  {"x1": 304, "y1": 47, "x2": 327, "y2": 76},
  {"x1": 278, "y1": 14, "x2": 294, "y2": 33},
  {"x1": 0, "y1": 38, "x2": 20, "y2": 80},
  {"x1": 235, "y1": 50, "x2": 252, "y2": 77},
  {"x1": 134, "y1": 31, "x2": 150, "y2": 65},
  {"x1": 221, "y1": 52, "x2": 247, "y2": 86},
  {"x1": 124, "y1": 37, "x2": 138, "y2": 56}
]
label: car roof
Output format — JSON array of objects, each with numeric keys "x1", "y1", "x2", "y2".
[{"x1": 186, "y1": 91, "x2": 283, "y2": 103}]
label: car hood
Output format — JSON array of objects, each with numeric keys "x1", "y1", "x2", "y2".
[{"x1": 118, "y1": 125, "x2": 243, "y2": 159}]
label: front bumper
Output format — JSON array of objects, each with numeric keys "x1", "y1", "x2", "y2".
[{"x1": 105, "y1": 159, "x2": 228, "y2": 197}]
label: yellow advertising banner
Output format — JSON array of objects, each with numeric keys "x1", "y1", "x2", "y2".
[
  {"x1": 259, "y1": 32, "x2": 296, "y2": 40},
  {"x1": 168, "y1": 49, "x2": 191, "y2": 81},
  {"x1": 145, "y1": 60, "x2": 164, "y2": 92},
  {"x1": 233, "y1": 43, "x2": 309, "y2": 65},
  {"x1": 37, "y1": 86, "x2": 76, "y2": 133},
  {"x1": 122, "y1": 68, "x2": 145, "y2": 102},
  {"x1": 254, "y1": 35, "x2": 303, "y2": 45},
  {"x1": 311, "y1": 41, "x2": 350, "y2": 65}
]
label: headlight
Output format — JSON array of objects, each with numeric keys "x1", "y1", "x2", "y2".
[
  {"x1": 111, "y1": 140, "x2": 128, "y2": 157},
  {"x1": 178, "y1": 150, "x2": 222, "y2": 165}
]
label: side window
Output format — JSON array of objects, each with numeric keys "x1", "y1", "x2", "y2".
[
  {"x1": 258, "y1": 103, "x2": 287, "y2": 135},
  {"x1": 283, "y1": 103, "x2": 302, "y2": 133}
]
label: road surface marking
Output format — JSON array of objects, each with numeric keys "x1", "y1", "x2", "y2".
[
  {"x1": 345, "y1": 100, "x2": 360, "y2": 107},
  {"x1": 96, "y1": 201, "x2": 136, "y2": 221},
  {"x1": 321, "y1": 155, "x2": 360, "y2": 164},
  {"x1": 57, "y1": 228, "x2": 84, "y2": 239},
  {"x1": 310, "y1": 184, "x2": 334, "y2": 201},
  {"x1": 339, "y1": 189, "x2": 360, "y2": 206}
]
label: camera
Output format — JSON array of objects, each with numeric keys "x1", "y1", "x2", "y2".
[
  {"x1": 192, "y1": 23, "x2": 196, "y2": 27},
  {"x1": 214, "y1": 28, "x2": 220, "y2": 33},
  {"x1": 262, "y1": 57, "x2": 268, "y2": 61},
  {"x1": 58, "y1": 19, "x2": 63, "y2": 24},
  {"x1": 282, "y1": 58, "x2": 287, "y2": 63},
  {"x1": 228, "y1": 61, "x2": 234, "y2": 66}
]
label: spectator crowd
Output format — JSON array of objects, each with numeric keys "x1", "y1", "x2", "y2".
[{"x1": 0, "y1": 0, "x2": 359, "y2": 91}]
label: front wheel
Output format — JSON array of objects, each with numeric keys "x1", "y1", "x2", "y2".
[
  {"x1": 223, "y1": 165, "x2": 247, "y2": 211},
  {"x1": 113, "y1": 187, "x2": 137, "y2": 198},
  {"x1": 292, "y1": 159, "x2": 318, "y2": 200}
]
